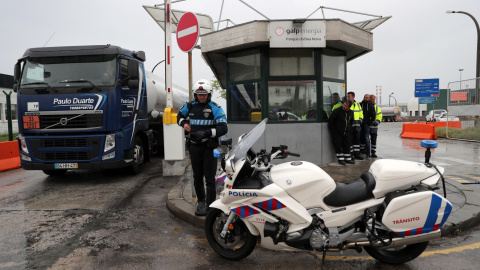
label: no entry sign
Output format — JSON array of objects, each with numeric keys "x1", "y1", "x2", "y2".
[{"x1": 176, "y1": 12, "x2": 199, "y2": 52}]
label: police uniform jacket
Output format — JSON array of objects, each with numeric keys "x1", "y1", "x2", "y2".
[{"x1": 177, "y1": 101, "x2": 228, "y2": 143}]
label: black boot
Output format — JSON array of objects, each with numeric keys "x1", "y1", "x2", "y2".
[
  {"x1": 195, "y1": 201, "x2": 207, "y2": 216},
  {"x1": 371, "y1": 151, "x2": 377, "y2": 158},
  {"x1": 194, "y1": 185, "x2": 207, "y2": 216}
]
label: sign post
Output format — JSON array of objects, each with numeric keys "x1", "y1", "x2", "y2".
[{"x1": 415, "y1": 78, "x2": 439, "y2": 121}]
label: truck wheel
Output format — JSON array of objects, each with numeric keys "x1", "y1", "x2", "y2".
[
  {"x1": 130, "y1": 136, "x2": 145, "y2": 174},
  {"x1": 42, "y1": 170, "x2": 67, "y2": 176}
]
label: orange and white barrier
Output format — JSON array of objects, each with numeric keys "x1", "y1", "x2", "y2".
[
  {"x1": 0, "y1": 141, "x2": 21, "y2": 172},
  {"x1": 400, "y1": 123, "x2": 437, "y2": 140}
]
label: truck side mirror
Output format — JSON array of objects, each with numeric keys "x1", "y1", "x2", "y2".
[
  {"x1": 14, "y1": 62, "x2": 21, "y2": 82},
  {"x1": 127, "y1": 60, "x2": 138, "y2": 79},
  {"x1": 127, "y1": 79, "x2": 139, "y2": 89}
]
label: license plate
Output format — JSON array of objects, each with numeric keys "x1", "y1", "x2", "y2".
[{"x1": 54, "y1": 163, "x2": 78, "y2": 169}]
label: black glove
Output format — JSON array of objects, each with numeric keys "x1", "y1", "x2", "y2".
[{"x1": 190, "y1": 130, "x2": 210, "y2": 142}]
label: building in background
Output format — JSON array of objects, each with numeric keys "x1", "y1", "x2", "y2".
[{"x1": 0, "y1": 73, "x2": 18, "y2": 134}]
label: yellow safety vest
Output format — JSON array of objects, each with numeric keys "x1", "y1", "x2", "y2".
[
  {"x1": 372, "y1": 105, "x2": 383, "y2": 128},
  {"x1": 350, "y1": 101, "x2": 363, "y2": 128}
]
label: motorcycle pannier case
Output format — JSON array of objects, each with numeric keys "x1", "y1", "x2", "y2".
[{"x1": 382, "y1": 191, "x2": 452, "y2": 236}]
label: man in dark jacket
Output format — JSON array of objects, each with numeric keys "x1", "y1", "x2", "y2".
[
  {"x1": 360, "y1": 94, "x2": 376, "y2": 158},
  {"x1": 328, "y1": 100, "x2": 354, "y2": 165},
  {"x1": 177, "y1": 79, "x2": 227, "y2": 216}
]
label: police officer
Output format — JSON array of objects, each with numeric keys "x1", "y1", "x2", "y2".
[
  {"x1": 347, "y1": 91, "x2": 364, "y2": 160},
  {"x1": 370, "y1": 94, "x2": 382, "y2": 158},
  {"x1": 177, "y1": 79, "x2": 227, "y2": 216}
]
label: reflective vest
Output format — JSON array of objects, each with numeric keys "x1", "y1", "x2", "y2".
[
  {"x1": 350, "y1": 101, "x2": 363, "y2": 128},
  {"x1": 371, "y1": 105, "x2": 383, "y2": 129},
  {"x1": 332, "y1": 102, "x2": 342, "y2": 112}
]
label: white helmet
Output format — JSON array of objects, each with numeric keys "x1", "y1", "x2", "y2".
[{"x1": 192, "y1": 79, "x2": 213, "y2": 95}]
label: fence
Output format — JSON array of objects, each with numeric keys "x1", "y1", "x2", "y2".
[{"x1": 444, "y1": 78, "x2": 480, "y2": 141}]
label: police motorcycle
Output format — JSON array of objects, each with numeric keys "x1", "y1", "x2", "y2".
[{"x1": 205, "y1": 119, "x2": 451, "y2": 265}]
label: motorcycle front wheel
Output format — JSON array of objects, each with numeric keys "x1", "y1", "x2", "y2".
[
  {"x1": 364, "y1": 241, "x2": 429, "y2": 264},
  {"x1": 205, "y1": 209, "x2": 257, "y2": 260}
]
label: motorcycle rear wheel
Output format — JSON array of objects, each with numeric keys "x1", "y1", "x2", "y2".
[
  {"x1": 364, "y1": 241, "x2": 429, "y2": 264},
  {"x1": 205, "y1": 209, "x2": 257, "y2": 260}
]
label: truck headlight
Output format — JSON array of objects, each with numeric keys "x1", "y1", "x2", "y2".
[
  {"x1": 18, "y1": 135, "x2": 29, "y2": 154},
  {"x1": 102, "y1": 151, "x2": 115, "y2": 160},
  {"x1": 104, "y1": 134, "x2": 115, "y2": 152}
]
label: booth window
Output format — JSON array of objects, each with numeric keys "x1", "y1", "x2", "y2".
[
  {"x1": 322, "y1": 49, "x2": 345, "y2": 80},
  {"x1": 228, "y1": 82, "x2": 262, "y2": 121},
  {"x1": 268, "y1": 81, "x2": 317, "y2": 121},
  {"x1": 323, "y1": 81, "x2": 345, "y2": 117},
  {"x1": 228, "y1": 49, "x2": 261, "y2": 82},
  {"x1": 270, "y1": 49, "x2": 314, "y2": 76}
]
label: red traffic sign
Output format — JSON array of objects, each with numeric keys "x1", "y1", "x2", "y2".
[{"x1": 176, "y1": 12, "x2": 199, "y2": 52}]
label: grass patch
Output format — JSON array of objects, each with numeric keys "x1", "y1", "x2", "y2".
[
  {"x1": 436, "y1": 127, "x2": 480, "y2": 141},
  {"x1": 0, "y1": 133, "x2": 19, "y2": 142}
]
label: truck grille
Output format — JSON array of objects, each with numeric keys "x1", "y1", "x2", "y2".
[
  {"x1": 40, "y1": 114, "x2": 103, "y2": 129},
  {"x1": 30, "y1": 137, "x2": 101, "y2": 161}
]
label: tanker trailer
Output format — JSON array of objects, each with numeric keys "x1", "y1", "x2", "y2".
[
  {"x1": 14, "y1": 44, "x2": 189, "y2": 175},
  {"x1": 379, "y1": 106, "x2": 401, "y2": 122}
]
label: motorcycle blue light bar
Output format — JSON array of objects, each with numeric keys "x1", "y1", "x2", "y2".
[{"x1": 421, "y1": 140, "x2": 438, "y2": 148}]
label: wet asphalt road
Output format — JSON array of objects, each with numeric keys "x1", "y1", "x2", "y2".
[{"x1": 1, "y1": 122, "x2": 480, "y2": 269}]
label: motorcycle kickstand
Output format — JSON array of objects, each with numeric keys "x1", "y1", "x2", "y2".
[
  {"x1": 321, "y1": 249, "x2": 327, "y2": 270},
  {"x1": 220, "y1": 212, "x2": 236, "y2": 238}
]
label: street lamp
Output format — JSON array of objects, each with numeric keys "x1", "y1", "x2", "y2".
[
  {"x1": 447, "y1": 10, "x2": 480, "y2": 104},
  {"x1": 459, "y1": 68, "x2": 464, "y2": 89},
  {"x1": 389, "y1": 92, "x2": 397, "y2": 107}
]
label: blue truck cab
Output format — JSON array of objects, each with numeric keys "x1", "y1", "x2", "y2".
[{"x1": 13, "y1": 45, "x2": 157, "y2": 175}]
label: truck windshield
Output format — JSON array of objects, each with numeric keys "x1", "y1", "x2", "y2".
[{"x1": 20, "y1": 55, "x2": 117, "y2": 93}]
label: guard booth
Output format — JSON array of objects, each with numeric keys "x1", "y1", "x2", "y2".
[{"x1": 201, "y1": 19, "x2": 381, "y2": 165}]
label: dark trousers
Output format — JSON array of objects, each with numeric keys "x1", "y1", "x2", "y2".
[
  {"x1": 349, "y1": 128, "x2": 361, "y2": 158},
  {"x1": 361, "y1": 125, "x2": 371, "y2": 156},
  {"x1": 370, "y1": 128, "x2": 378, "y2": 153},
  {"x1": 189, "y1": 143, "x2": 217, "y2": 201},
  {"x1": 332, "y1": 132, "x2": 352, "y2": 161}
]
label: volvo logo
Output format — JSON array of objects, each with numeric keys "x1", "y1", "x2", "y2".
[{"x1": 59, "y1": 118, "x2": 68, "y2": 126}]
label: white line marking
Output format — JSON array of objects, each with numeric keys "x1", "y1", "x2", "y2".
[{"x1": 178, "y1": 25, "x2": 197, "y2": 38}]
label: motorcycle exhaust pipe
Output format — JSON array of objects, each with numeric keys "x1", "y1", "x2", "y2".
[{"x1": 344, "y1": 230, "x2": 441, "y2": 250}]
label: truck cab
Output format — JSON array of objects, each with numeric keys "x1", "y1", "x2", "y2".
[{"x1": 14, "y1": 45, "x2": 151, "y2": 175}]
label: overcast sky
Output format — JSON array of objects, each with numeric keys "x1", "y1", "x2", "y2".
[{"x1": 1, "y1": 0, "x2": 479, "y2": 106}]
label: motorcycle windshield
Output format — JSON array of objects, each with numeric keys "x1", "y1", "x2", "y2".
[{"x1": 226, "y1": 118, "x2": 267, "y2": 163}]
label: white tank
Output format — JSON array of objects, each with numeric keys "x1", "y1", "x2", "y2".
[
  {"x1": 379, "y1": 106, "x2": 401, "y2": 117},
  {"x1": 145, "y1": 71, "x2": 189, "y2": 114}
]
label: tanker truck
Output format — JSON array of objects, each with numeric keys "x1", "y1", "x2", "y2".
[
  {"x1": 378, "y1": 106, "x2": 401, "y2": 122},
  {"x1": 13, "y1": 45, "x2": 189, "y2": 176}
]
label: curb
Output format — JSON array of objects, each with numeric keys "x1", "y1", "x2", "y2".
[{"x1": 166, "y1": 163, "x2": 206, "y2": 228}]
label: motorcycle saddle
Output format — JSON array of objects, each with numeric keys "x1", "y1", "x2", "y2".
[{"x1": 323, "y1": 172, "x2": 376, "y2": 207}]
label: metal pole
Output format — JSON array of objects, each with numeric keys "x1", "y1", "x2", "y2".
[
  {"x1": 459, "y1": 68, "x2": 463, "y2": 90},
  {"x1": 188, "y1": 51, "x2": 193, "y2": 101},
  {"x1": 2, "y1": 91, "x2": 13, "y2": 141},
  {"x1": 165, "y1": 0, "x2": 173, "y2": 109}
]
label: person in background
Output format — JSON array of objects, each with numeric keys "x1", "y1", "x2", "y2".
[
  {"x1": 347, "y1": 91, "x2": 364, "y2": 160},
  {"x1": 177, "y1": 79, "x2": 228, "y2": 216},
  {"x1": 331, "y1": 92, "x2": 343, "y2": 112},
  {"x1": 360, "y1": 94, "x2": 376, "y2": 158},
  {"x1": 329, "y1": 100, "x2": 354, "y2": 165},
  {"x1": 370, "y1": 94, "x2": 382, "y2": 158}
]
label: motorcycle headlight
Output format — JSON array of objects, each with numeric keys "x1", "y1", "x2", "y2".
[
  {"x1": 104, "y1": 134, "x2": 115, "y2": 152},
  {"x1": 18, "y1": 135, "x2": 29, "y2": 154}
]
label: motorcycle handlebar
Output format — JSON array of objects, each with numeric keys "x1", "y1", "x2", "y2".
[{"x1": 287, "y1": 152, "x2": 300, "y2": 157}]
